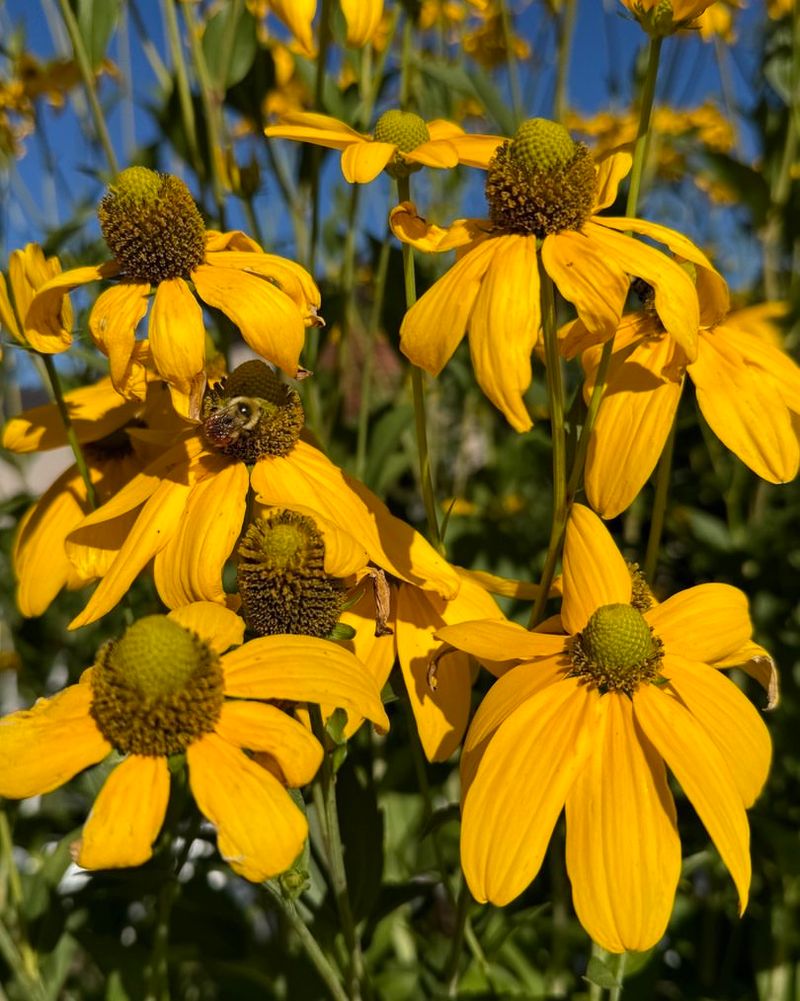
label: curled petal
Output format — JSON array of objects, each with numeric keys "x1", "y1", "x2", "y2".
[
  {"x1": 25, "y1": 262, "x2": 118, "y2": 353},
  {"x1": 168, "y1": 602, "x2": 245, "y2": 654},
  {"x1": 89, "y1": 283, "x2": 150, "y2": 395},
  {"x1": 214, "y1": 702, "x2": 323, "y2": 786},
  {"x1": 592, "y1": 150, "x2": 633, "y2": 211},
  {"x1": 389, "y1": 202, "x2": 492, "y2": 253}
]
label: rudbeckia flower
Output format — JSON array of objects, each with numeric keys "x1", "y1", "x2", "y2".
[
  {"x1": 438, "y1": 505, "x2": 772, "y2": 953},
  {"x1": 265, "y1": 109, "x2": 504, "y2": 184},
  {"x1": 619, "y1": 0, "x2": 718, "y2": 35},
  {"x1": 65, "y1": 360, "x2": 459, "y2": 629},
  {"x1": 0, "y1": 604, "x2": 388, "y2": 879},
  {"x1": 563, "y1": 296, "x2": 800, "y2": 518},
  {"x1": 261, "y1": 0, "x2": 384, "y2": 55},
  {"x1": 0, "y1": 242, "x2": 72, "y2": 354},
  {"x1": 390, "y1": 117, "x2": 724, "y2": 431},
  {"x1": 25, "y1": 167, "x2": 322, "y2": 416}
]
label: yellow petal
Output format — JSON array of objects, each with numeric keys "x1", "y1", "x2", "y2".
[
  {"x1": 253, "y1": 501, "x2": 369, "y2": 578},
  {"x1": 187, "y1": 733, "x2": 308, "y2": 881},
  {"x1": 426, "y1": 120, "x2": 466, "y2": 141},
  {"x1": 719, "y1": 317, "x2": 800, "y2": 405},
  {"x1": 584, "y1": 330, "x2": 683, "y2": 518},
  {"x1": 266, "y1": 0, "x2": 316, "y2": 56},
  {"x1": 251, "y1": 441, "x2": 460, "y2": 597},
  {"x1": 446, "y1": 133, "x2": 506, "y2": 168},
  {"x1": 712, "y1": 640, "x2": 779, "y2": 710},
  {"x1": 565, "y1": 693, "x2": 680, "y2": 954},
  {"x1": 78, "y1": 756, "x2": 170, "y2": 869},
  {"x1": 663, "y1": 654, "x2": 771, "y2": 807},
  {"x1": 341, "y1": 140, "x2": 396, "y2": 182},
  {"x1": 689, "y1": 330, "x2": 799, "y2": 482},
  {"x1": 646, "y1": 582, "x2": 751, "y2": 662},
  {"x1": 193, "y1": 265, "x2": 305, "y2": 377},
  {"x1": 69, "y1": 477, "x2": 191, "y2": 629},
  {"x1": 562, "y1": 504, "x2": 631, "y2": 634},
  {"x1": 153, "y1": 460, "x2": 248, "y2": 608},
  {"x1": 341, "y1": 0, "x2": 383, "y2": 46},
  {"x1": 0, "y1": 272, "x2": 22, "y2": 340},
  {"x1": 214, "y1": 702, "x2": 323, "y2": 786},
  {"x1": 389, "y1": 201, "x2": 492, "y2": 253},
  {"x1": 455, "y1": 567, "x2": 541, "y2": 601},
  {"x1": 437, "y1": 619, "x2": 565, "y2": 663},
  {"x1": 336, "y1": 587, "x2": 397, "y2": 693},
  {"x1": 265, "y1": 113, "x2": 367, "y2": 148},
  {"x1": 399, "y1": 238, "x2": 498, "y2": 375},
  {"x1": 592, "y1": 150, "x2": 633, "y2": 211},
  {"x1": 585, "y1": 221, "x2": 700, "y2": 360},
  {"x1": 461, "y1": 679, "x2": 600, "y2": 905},
  {"x1": 149, "y1": 279, "x2": 206, "y2": 392},
  {"x1": 542, "y1": 230, "x2": 629, "y2": 341},
  {"x1": 633, "y1": 684, "x2": 751, "y2": 913},
  {"x1": 222, "y1": 635, "x2": 389, "y2": 730},
  {"x1": 89, "y1": 283, "x2": 150, "y2": 392},
  {"x1": 203, "y1": 251, "x2": 320, "y2": 312},
  {"x1": 404, "y1": 139, "x2": 459, "y2": 170},
  {"x1": 468, "y1": 234, "x2": 539, "y2": 432},
  {"x1": 25, "y1": 262, "x2": 117, "y2": 353},
  {"x1": 205, "y1": 229, "x2": 263, "y2": 253},
  {"x1": 0, "y1": 683, "x2": 111, "y2": 798},
  {"x1": 168, "y1": 602, "x2": 245, "y2": 654}
]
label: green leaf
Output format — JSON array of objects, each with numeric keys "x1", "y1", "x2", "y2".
[
  {"x1": 76, "y1": 0, "x2": 121, "y2": 68},
  {"x1": 584, "y1": 955, "x2": 620, "y2": 989},
  {"x1": 202, "y1": 5, "x2": 258, "y2": 91}
]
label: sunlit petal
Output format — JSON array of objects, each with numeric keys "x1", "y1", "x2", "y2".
[
  {"x1": 646, "y1": 583, "x2": 751, "y2": 662},
  {"x1": 341, "y1": 141, "x2": 396, "y2": 182},
  {"x1": 168, "y1": 602, "x2": 245, "y2": 654},
  {"x1": 562, "y1": 505, "x2": 631, "y2": 634}
]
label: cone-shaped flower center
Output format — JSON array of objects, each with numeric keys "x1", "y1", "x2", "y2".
[
  {"x1": 373, "y1": 110, "x2": 430, "y2": 152},
  {"x1": 97, "y1": 167, "x2": 206, "y2": 283},
  {"x1": 485, "y1": 117, "x2": 597, "y2": 237},
  {"x1": 201, "y1": 360, "x2": 304, "y2": 463},
  {"x1": 570, "y1": 603, "x2": 663, "y2": 695},
  {"x1": 237, "y1": 510, "x2": 344, "y2": 638},
  {"x1": 90, "y1": 615, "x2": 224, "y2": 756}
]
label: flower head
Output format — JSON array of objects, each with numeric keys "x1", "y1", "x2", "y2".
[
  {"x1": 25, "y1": 167, "x2": 322, "y2": 417},
  {"x1": 619, "y1": 0, "x2": 718, "y2": 36},
  {"x1": 265, "y1": 109, "x2": 504, "y2": 184},
  {"x1": 0, "y1": 604, "x2": 387, "y2": 879},
  {"x1": 0, "y1": 242, "x2": 72, "y2": 354},
  {"x1": 391, "y1": 117, "x2": 724, "y2": 431},
  {"x1": 439, "y1": 505, "x2": 772, "y2": 952}
]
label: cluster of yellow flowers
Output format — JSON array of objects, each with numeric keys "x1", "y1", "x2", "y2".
[{"x1": 0, "y1": 0, "x2": 794, "y2": 962}]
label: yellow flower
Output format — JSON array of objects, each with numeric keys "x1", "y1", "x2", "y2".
[
  {"x1": 462, "y1": 7, "x2": 531, "y2": 68},
  {"x1": 64, "y1": 360, "x2": 459, "y2": 629},
  {"x1": 265, "y1": 109, "x2": 504, "y2": 184},
  {"x1": 696, "y1": 0, "x2": 741, "y2": 42},
  {"x1": 0, "y1": 242, "x2": 72, "y2": 352},
  {"x1": 25, "y1": 167, "x2": 322, "y2": 417},
  {"x1": 255, "y1": 0, "x2": 384, "y2": 55},
  {"x1": 0, "y1": 604, "x2": 387, "y2": 879},
  {"x1": 439, "y1": 504, "x2": 772, "y2": 952},
  {"x1": 619, "y1": 0, "x2": 718, "y2": 35},
  {"x1": 564, "y1": 297, "x2": 800, "y2": 518},
  {"x1": 391, "y1": 117, "x2": 723, "y2": 432}
]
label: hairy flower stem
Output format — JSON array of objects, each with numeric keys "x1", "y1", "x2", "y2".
[
  {"x1": 264, "y1": 883, "x2": 350, "y2": 1001},
  {"x1": 57, "y1": 0, "x2": 119, "y2": 176},
  {"x1": 530, "y1": 266, "x2": 566, "y2": 626},
  {"x1": 396, "y1": 175, "x2": 443, "y2": 551},
  {"x1": 625, "y1": 36, "x2": 662, "y2": 218},
  {"x1": 41, "y1": 355, "x2": 97, "y2": 510}
]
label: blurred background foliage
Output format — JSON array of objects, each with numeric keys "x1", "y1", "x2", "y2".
[{"x1": 0, "y1": 0, "x2": 798, "y2": 998}]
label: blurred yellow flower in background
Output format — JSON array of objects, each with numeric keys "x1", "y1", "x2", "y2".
[
  {"x1": 439, "y1": 504, "x2": 772, "y2": 951},
  {"x1": 0, "y1": 242, "x2": 72, "y2": 355},
  {"x1": 251, "y1": 0, "x2": 384, "y2": 55},
  {"x1": 619, "y1": 0, "x2": 718, "y2": 35}
]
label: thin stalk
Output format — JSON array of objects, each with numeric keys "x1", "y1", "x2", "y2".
[
  {"x1": 57, "y1": 0, "x2": 119, "y2": 176},
  {"x1": 587, "y1": 941, "x2": 605, "y2": 1001},
  {"x1": 41, "y1": 355, "x2": 97, "y2": 510},
  {"x1": 308, "y1": 0, "x2": 333, "y2": 274},
  {"x1": 609, "y1": 952, "x2": 628, "y2": 1001},
  {"x1": 498, "y1": 0, "x2": 523, "y2": 124},
  {"x1": 396, "y1": 174, "x2": 442, "y2": 551},
  {"x1": 445, "y1": 880, "x2": 470, "y2": 995},
  {"x1": 553, "y1": 0, "x2": 577, "y2": 123},
  {"x1": 161, "y1": 0, "x2": 203, "y2": 178},
  {"x1": 264, "y1": 884, "x2": 349, "y2": 1001},
  {"x1": 625, "y1": 36, "x2": 662, "y2": 217},
  {"x1": 643, "y1": 414, "x2": 677, "y2": 583},
  {"x1": 529, "y1": 266, "x2": 566, "y2": 627},
  {"x1": 565, "y1": 339, "x2": 614, "y2": 500}
]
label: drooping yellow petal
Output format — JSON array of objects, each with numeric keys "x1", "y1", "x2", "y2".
[
  {"x1": 585, "y1": 221, "x2": 700, "y2": 359},
  {"x1": 193, "y1": 264, "x2": 305, "y2": 377},
  {"x1": 592, "y1": 150, "x2": 633, "y2": 211},
  {"x1": 251, "y1": 441, "x2": 460, "y2": 598},
  {"x1": 584, "y1": 330, "x2": 684, "y2": 519},
  {"x1": 646, "y1": 582, "x2": 751, "y2": 663},
  {"x1": 203, "y1": 251, "x2": 320, "y2": 313},
  {"x1": 265, "y1": 112, "x2": 368, "y2": 149},
  {"x1": 341, "y1": 140, "x2": 397, "y2": 182},
  {"x1": 438, "y1": 619, "x2": 565, "y2": 663},
  {"x1": 214, "y1": 702, "x2": 323, "y2": 786},
  {"x1": 446, "y1": 133, "x2": 506, "y2": 168},
  {"x1": 0, "y1": 683, "x2": 111, "y2": 798},
  {"x1": 662, "y1": 654, "x2": 771, "y2": 807},
  {"x1": 689, "y1": 329, "x2": 799, "y2": 482},
  {"x1": 69, "y1": 477, "x2": 191, "y2": 629},
  {"x1": 461, "y1": 679, "x2": 600, "y2": 905},
  {"x1": 0, "y1": 272, "x2": 22, "y2": 340},
  {"x1": 153, "y1": 460, "x2": 248, "y2": 608},
  {"x1": 565, "y1": 693, "x2": 680, "y2": 954},
  {"x1": 719, "y1": 318, "x2": 800, "y2": 407},
  {"x1": 712, "y1": 640, "x2": 779, "y2": 710},
  {"x1": 168, "y1": 602, "x2": 245, "y2": 654},
  {"x1": 562, "y1": 504, "x2": 632, "y2": 634},
  {"x1": 149, "y1": 278, "x2": 205, "y2": 392},
  {"x1": 404, "y1": 139, "x2": 460, "y2": 170},
  {"x1": 205, "y1": 229, "x2": 263, "y2": 253},
  {"x1": 341, "y1": 0, "x2": 383, "y2": 46},
  {"x1": 2, "y1": 377, "x2": 139, "y2": 453},
  {"x1": 460, "y1": 653, "x2": 568, "y2": 796},
  {"x1": 634, "y1": 684, "x2": 751, "y2": 912},
  {"x1": 78, "y1": 756, "x2": 170, "y2": 869},
  {"x1": 187, "y1": 732, "x2": 308, "y2": 881},
  {"x1": 389, "y1": 202, "x2": 492, "y2": 253},
  {"x1": 89, "y1": 282, "x2": 150, "y2": 393},
  {"x1": 25, "y1": 262, "x2": 118, "y2": 353},
  {"x1": 542, "y1": 230, "x2": 629, "y2": 341},
  {"x1": 467, "y1": 234, "x2": 539, "y2": 432},
  {"x1": 267, "y1": 0, "x2": 316, "y2": 56},
  {"x1": 399, "y1": 238, "x2": 498, "y2": 375},
  {"x1": 222, "y1": 635, "x2": 389, "y2": 730}
]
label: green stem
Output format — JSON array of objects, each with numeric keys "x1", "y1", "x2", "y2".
[
  {"x1": 161, "y1": 0, "x2": 203, "y2": 178},
  {"x1": 307, "y1": 0, "x2": 333, "y2": 274},
  {"x1": 625, "y1": 36, "x2": 662, "y2": 217},
  {"x1": 41, "y1": 355, "x2": 97, "y2": 510},
  {"x1": 565, "y1": 339, "x2": 614, "y2": 501},
  {"x1": 587, "y1": 941, "x2": 604, "y2": 1001},
  {"x1": 529, "y1": 265, "x2": 566, "y2": 627},
  {"x1": 609, "y1": 951, "x2": 628, "y2": 1001},
  {"x1": 264, "y1": 883, "x2": 350, "y2": 1001},
  {"x1": 498, "y1": 0, "x2": 523, "y2": 124},
  {"x1": 57, "y1": 0, "x2": 119, "y2": 176},
  {"x1": 396, "y1": 175, "x2": 442, "y2": 550},
  {"x1": 445, "y1": 880, "x2": 470, "y2": 995},
  {"x1": 553, "y1": 0, "x2": 577, "y2": 123},
  {"x1": 643, "y1": 413, "x2": 676, "y2": 583},
  {"x1": 356, "y1": 227, "x2": 392, "y2": 480}
]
